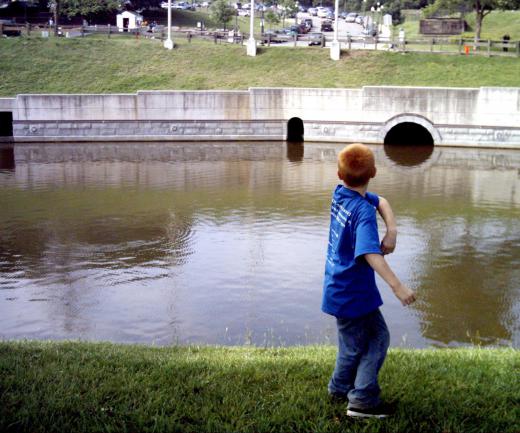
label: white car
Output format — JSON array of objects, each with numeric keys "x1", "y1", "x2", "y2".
[
  {"x1": 317, "y1": 7, "x2": 330, "y2": 18},
  {"x1": 308, "y1": 7, "x2": 317, "y2": 16},
  {"x1": 345, "y1": 12, "x2": 358, "y2": 22}
]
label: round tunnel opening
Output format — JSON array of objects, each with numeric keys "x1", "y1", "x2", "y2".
[
  {"x1": 383, "y1": 121, "x2": 435, "y2": 166},
  {"x1": 384, "y1": 122, "x2": 434, "y2": 146},
  {"x1": 287, "y1": 117, "x2": 304, "y2": 142}
]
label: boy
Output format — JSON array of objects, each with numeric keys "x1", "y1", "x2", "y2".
[{"x1": 322, "y1": 143, "x2": 416, "y2": 418}]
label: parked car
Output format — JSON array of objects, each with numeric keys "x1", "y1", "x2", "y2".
[
  {"x1": 355, "y1": 15, "x2": 364, "y2": 24},
  {"x1": 308, "y1": 7, "x2": 317, "y2": 16},
  {"x1": 303, "y1": 18, "x2": 313, "y2": 29},
  {"x1": 321, "y1": 20, "x2": 333, "y2": 31},
  {"x1": 317, "y1": 7, "x2": 330, "y2": 18},
  {"x1": 339, "y1": 11, "x2": 348, "y2": 19},
  {"x1": 307, "y1": 31, "x2": 322, "y2": 46},
  {"x1": 345, "y1": 12, "x2": 358, "y2": 22},
  {"x1": 238, "y1": 9, "x2": 250, "y2": 16},
  {"x1": 262, "y1": 29, "x2": 286, "y2": 43},
  {"x1": 325, "y1": 11, "x2": 334, "y2": 20}
]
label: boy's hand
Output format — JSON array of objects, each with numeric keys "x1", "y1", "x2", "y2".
[
  {"x1": 393, "y1": 283, "x2": 416, "y2": 306},
  {"x1": 381, "y1": 231, "x2": 396, "y2": 255}
]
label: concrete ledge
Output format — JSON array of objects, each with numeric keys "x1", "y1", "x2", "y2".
[{"x1": 8, "y1": 86, "x2": 520, "y2": 148}]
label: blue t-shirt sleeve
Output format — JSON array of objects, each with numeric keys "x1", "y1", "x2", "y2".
[
  {"x1": 354, "y1": 210, "x2": 382, "y2": 260},
  {"x1": 365, "y1": 191, "x2": 380, "y2": 208}
]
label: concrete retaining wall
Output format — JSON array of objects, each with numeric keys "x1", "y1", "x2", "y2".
[{"x1": 3, "y1": 86, "x2": 520, "y2": 148}]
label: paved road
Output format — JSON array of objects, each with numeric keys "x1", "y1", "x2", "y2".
[{"x1": 264, "y1": 12, "x2": 369, "y2": 47}]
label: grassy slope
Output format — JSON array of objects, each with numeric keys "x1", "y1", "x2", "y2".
[
  {"x1": 0, "y1": 37, "x2": 519, "y2": 96},
  {"x1": 1, "y1": 341, "x2": 519, "y2": 433},
  {"x1": 397, "y1": 10, "x2": 520, "y2": 40}
]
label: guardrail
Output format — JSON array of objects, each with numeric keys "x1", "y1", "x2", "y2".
[{"x1": 1, "y1": 23, "x2": 519, "y2": 57}]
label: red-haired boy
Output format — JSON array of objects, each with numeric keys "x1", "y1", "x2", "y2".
[{"x1": 322, "y1": 143, "x2": 416, "y2": 418}]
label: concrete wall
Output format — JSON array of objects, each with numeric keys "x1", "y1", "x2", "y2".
[{"x1": 4, "y1": 86, "x2": 520, "y2": 148}]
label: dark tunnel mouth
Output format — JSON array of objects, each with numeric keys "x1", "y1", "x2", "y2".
[
  {"x1": 0, "y1": 112, "x2": 13, "y2": 137},
  {"x1": 287, "y1": 117, "x2": 304, "y2": 142},
  {"x1": 384, "y1": 122, "x2": 434, "y2": 146}
]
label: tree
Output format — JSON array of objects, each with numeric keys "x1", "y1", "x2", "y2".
[
  {"x1": 48, "y1": 0, "x2": 119, "y2": 35},
  {"x1": 210, "y1": 0, "x2": 235, "y2": 30},
  {"x1": 61, "y1": 0, "x2": 119, "y2": 18},
  {"x1": 424, "y1": 0, "x2": 520, "y2": 42},
  {"x1": 279, "y1": 0, "x2": 298, "y2": 26},
  {"x1": 264, "y1": 9, "x2": 280, "y2": 29}
]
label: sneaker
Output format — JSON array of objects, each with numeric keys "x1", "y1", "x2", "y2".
[{"x1": 346, "y1": 402, "x2": 394, "y2": 418}]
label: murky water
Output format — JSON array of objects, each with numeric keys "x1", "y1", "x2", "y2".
[{"x1": 1, "y1": 142, "x2": 519, "y2": 348}]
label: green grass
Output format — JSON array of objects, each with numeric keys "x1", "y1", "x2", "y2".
[
  {"x1": 0, "y1": 36, "x2": 519, "y2": 96},
  {"x1": 1, "y1": 341, "x2": 519, "y2": 432},
  {"x1": 396, "y1": 10, "x2": 520, "y2": 41}
]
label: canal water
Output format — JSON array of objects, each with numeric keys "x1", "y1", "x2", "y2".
[{"x1": 0, "y1": 142, "x2": 519, "y2": 348}]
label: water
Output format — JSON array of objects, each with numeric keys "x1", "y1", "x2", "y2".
[{"x1": 0, "y1": 142, "x2": 519, "y2": 348}]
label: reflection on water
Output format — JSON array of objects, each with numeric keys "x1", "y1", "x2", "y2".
[
  {"x1": 0, "y1": 142, "x2": 519, "y2": 347},
  {"x1": 384, "y1": 144, "x2": 434, "y2": 167}
]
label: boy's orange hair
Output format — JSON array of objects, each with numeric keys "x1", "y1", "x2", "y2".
[{"x1": 337, "y1": 143, "x2": 376, "y2": 187}]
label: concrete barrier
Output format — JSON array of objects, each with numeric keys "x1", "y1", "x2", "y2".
[{"x1": 5, "y1": 86, "x2": 520, "y2": 148}]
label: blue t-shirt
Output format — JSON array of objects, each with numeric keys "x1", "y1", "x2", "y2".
[{"x1": 321, "y1": 185, "x2": 383, "y2": 319}]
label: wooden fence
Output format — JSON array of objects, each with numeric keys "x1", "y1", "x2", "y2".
[{"x1": 1, "y1": 23, "x2": 519, "y2": 58}]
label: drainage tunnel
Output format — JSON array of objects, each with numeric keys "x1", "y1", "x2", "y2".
[
  {"x1": 384, "y1": 122, "x2": 434, "y2": 146},
  {"x1": 287, "y1": 117, "x2": 304, "y2": 142},
  {"x1": 0, "y1": 112, "x2": 13, "y2": 138}
]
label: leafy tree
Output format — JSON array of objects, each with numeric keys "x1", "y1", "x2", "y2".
[
  {"x1": 278, "y1": 0, "x2": 298, "y2": 26},
  {"x1": 264, "y1": 9, "x2": 280, "y2": 29},
  {"x1": 60, "y1": 0, "x2": 119, "y2": 18},
  {"x1": 424, "y1": 0, "x2": 520, "y2": 41},
  {"x1": 209, "y1": 0, "x2": 235, "y2": 29},
  {"x1": 48, "y1": 0, "x2": 119, "y2": 35}
]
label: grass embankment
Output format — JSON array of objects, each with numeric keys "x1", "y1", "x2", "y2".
[
  {"x1": 1, "y1": 341, "x2": 519, "y2": 433},
  {"x1": 397, "y1": 10, "x2": 520, "y2": 40},
  {"x1": 1, "y1": 37, "x2": 519, "y2": 96}
]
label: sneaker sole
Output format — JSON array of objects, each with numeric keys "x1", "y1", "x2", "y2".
[{"x1": 346, "y1": 409, "x2": 389, "y2": 419}]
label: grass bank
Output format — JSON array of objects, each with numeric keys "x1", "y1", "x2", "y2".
[
  {"x1": 0, "y1": 37, "x2": 519, "y2": 96},
  {"x1": 1, "y1": 340, "x2": 519, "y2": 432},
  {"x1": 398, "y1": 10, "x2": 520, "y2": 40}
]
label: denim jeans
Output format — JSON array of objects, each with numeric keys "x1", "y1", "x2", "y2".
[{"x1": 328, "y1": 308, "x2": 390, "y2": 409}]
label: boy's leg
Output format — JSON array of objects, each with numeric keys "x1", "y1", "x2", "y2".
[
  {"x1": 347, "y1": 309, "x2": 390, "y2": 409},
  {"x1": 328, "y1": 316, "x2": 369, "y2": 398}
]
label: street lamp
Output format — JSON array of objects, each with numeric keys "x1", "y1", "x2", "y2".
[
  {"x1": 247, "y1": 0, "x2": 256, "y2": 56},
  {"x1": 330, "y1": 0, "x2": 340, "y2": 60},
  {"x1": 163, "y1": 0, "x2": 173, "y2": 49}
]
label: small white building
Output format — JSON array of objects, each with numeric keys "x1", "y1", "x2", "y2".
[{"x1": 116, "y1": 11, "x2": 143, "y2": 32}]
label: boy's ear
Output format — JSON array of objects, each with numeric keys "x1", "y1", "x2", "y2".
[{"x1": 371, "y1": 167, "x2": 377, "y2": 178}]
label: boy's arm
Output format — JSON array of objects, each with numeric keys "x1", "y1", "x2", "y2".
[
  {"x1": 377, "y1": 196, "x2": 397, "y2": 255},
  {"x1": 365, "y1": 253, "x2": 416, "y2": 306}
]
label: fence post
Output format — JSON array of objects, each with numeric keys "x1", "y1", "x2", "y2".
[
  {"x1": 321, "y1": 34, "x2": 325, "y2": 48},
  {"x1": 487, "y1": 39, "x2": 491, "y2": 57},
  {"x1": 347, "y1": 35, "x2": 351, "y2": 50},
  {"x1": 517, "y1": 41, "x2": 520, "y2": 57},
  {"x1": 430, "y1": 38, "x2": 434, "y2": 52},
  {"x1": 267, "y1": 33, "x2": 271, "y2": 46},
  {"x1": 458, "y1": 38, "x2": 463, "y2": 54},
  {"x1": 187, "y1": 31, "x2": 192, "y2": 43},
  {"x1": 293, "y1": 33, "x2": 297, "y2": 47},
  {"x1": 81, "y1": 25, "x2": 85, "y2": 37},
  {"x1": 374, "y1": 36, "x2": 378, "y2": 51},
  {"x1": 26, "y1": 22, "x2": 30, "y2": 36},
  {"x1": 0, "y1": 23, "x2": 3, "y2": 36},
  {"x1": 108, "y1": 24, "x2": 111, "y2": 38}
]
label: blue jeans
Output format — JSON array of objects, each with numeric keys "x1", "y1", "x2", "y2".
[{"x1": 328, "y1": 308, "x2": 390, "y2": 409}]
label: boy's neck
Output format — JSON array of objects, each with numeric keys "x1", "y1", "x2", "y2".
[{"x1": 344, "y1": 183, "x2": 368, "y2": 197}]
